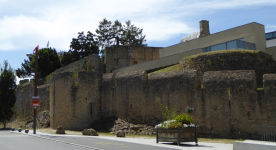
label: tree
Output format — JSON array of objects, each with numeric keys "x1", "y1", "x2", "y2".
[
  {"x1": 0, "y1": 60, "x2": 17, "y2": 128},
  {"x1": 15, "y1": 58, "x2": 33, "y2": 78},
  {"x1": 16, "y1": 47, "x2": 61, "y2": 79},
  {"x1": 61, "y1": 31, "x2": 99, "y2": 66},
  {"x1": 95, "y1": 18, "x2": 147, "y2": 48}
]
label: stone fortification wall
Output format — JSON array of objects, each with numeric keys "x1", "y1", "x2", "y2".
[
  {"x1": 179, "y1": 50, "x2": 276, "y2": 85},
  {"x1": 101, "y1": 70, "x2": 201, "y2": 125},
  {"x1": 101, "y1": 70, "x2": 276, "y2": 139},
  {"x1": 49, "y1": 71, "x2": 102, "y2": 130},
  {"x1": 54, "y1": 54, "x2": 105, "y2": 74},
  {"x1": 105, "y1": 45, "x2": 161, "y2": 73},
  {"x1": 15, "y1": 82, "x2": 50, "y2": 120}
]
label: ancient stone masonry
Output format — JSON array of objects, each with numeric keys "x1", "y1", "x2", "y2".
[
  {"x1": 179, "y1": 50, "x2": 276, "y2": 85},
  {"x1": 15, "y1": 82, "x2": 50, "y2": 120},
  {"x1": 53, "y1": 54, "x2": 105, "y2": 74},
  {"x1": 101, "y1": 70, "x2": 276, "y2": 139},
  {"x1": 15, "y1": 51, "x2": 276, "y2": 139},
  {"x1": 105, "y1": 45, "x2": 161, "y2": 73},
  {"x1": 49, "y1": 71, "x2": 102, "y2": 130},
  {"x1": 101, "y1": 70, "x2": 201, "y2": 126}
]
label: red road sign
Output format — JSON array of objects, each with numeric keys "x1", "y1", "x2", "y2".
[{"x1": 31, "y1": 96, "x2": 40, "y2": 107}]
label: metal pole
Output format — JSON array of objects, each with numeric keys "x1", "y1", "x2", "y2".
[{"x1": 33, "y1": 46, "x2": 38, "y2": 134}]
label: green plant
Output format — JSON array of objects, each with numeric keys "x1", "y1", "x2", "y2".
[
  {"x1": 207, "y1": 59, "x2": 211, "y2": 65},
  {"x1": 44, "y1": 72, "x2": 56, "y2": 84},
  {"x1": 21, "y1": 88, "x2": 26, "y2": 93},
  {"x1": 156, "y1": 97, "x2": 176, "y2": 120},
  {"x1": 72, "y1": 67, "x2": 79, "y2": 87},
  {"x1": 174, "y1": 114, "x2": 194, "y2": 125},
  {"x1": 168, "y1": 121, "x2": 183, "y2": 129}
]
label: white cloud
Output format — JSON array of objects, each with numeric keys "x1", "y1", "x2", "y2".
[
  {"x1": 0, "y1": 0, "x2": 276, "y2": 51},
  {"x1": 266, "y1": 25, "x2": 276, "y2": 32}
]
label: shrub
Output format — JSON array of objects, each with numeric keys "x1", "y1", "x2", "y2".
[
  {"x1": 174, "y1": 114, "x2": 194, "y2": 125},
  {"x1": 168, "y1": 122, "x2": 183, "y2": 129}
]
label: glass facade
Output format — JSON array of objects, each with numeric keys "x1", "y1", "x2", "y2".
[
  {"x1": 202, "y1": 38, "x2": 256, "y2": 53},
  {"x1": 265, "y1": 31, "x2": 276, "y2": 40}
]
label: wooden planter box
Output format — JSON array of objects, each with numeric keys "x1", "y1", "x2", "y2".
[{"x1": 156, "y1": 127, "x2": 198, "y2": 146}]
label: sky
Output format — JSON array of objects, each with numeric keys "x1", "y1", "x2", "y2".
[{"x1": 0, "y1": 0, "x2": 276, "y2": 83}]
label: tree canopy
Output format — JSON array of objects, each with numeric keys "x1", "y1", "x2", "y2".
[
  {"x1": 0, "y1": 60, "x2": 16, "y2": 128},
  {"x1": 59, "y1": 18, "x2": 147, "y2": 67},
  {"x1": 16, "y1": 47, "x2": 61, "y2": 79},
  {"x1": 95, "y1": 18, "x2": 147, "y2": 48},
  {"x1": 61, "y1": 31, "x2": 99, "y2": 67}
]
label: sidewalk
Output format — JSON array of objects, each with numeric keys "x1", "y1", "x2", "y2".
[{"x1": 24, "y1": 130, "x2": 233, "y2": 150}]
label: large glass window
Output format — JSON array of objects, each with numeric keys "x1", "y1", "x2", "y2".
[
  {"x1": 202, "y1": 38, "x2": 255, "y2": 53},
  {"x1": 226, "y1": 40, "x2": 237, "y2": 49},
  {"x1": 265, "y1": 31, "x2": 276, "y2": 40},
  {"x1": 266, "y1": 33, "x2": 273, "y2": 39}
]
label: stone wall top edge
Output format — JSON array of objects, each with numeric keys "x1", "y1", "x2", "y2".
[
  {"x1": 115, "y1": 70, "x2": 146, "y2": 79},
  {"x1": 38, "y1": 84, "x2": 49, "y2": 89},
  {"x1": 263, "y1": 73, "x2": 276, "y2": 82},
  {"x1": 78, "y1": 71, "x2": 103, "y2": 79},
  {"x1": 103, "y1": 73, "x2": 114, "y2": 80},
  {"x1": 149, "y1": 70, "x2": 197, "y2": 80},
  {"x1": 203, "y1": 70, "x2": 256, "y2": 81},
  {"x1": 203, "y1": 70, "x2": 256, "y2": 89}
]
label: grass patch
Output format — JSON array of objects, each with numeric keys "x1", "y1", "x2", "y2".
[
  {"x1": 34, "y1": 128, "x2": 244, "y2": 144},
  {"x1": 198, "y1": 138, "x2": 244, "y2": 144},
  {"x1": 148, "y1": 64, "x2": 180, "y2": 76},
  {"x1": 257, "y1": 83, "x2": 264, "y2": 90}
]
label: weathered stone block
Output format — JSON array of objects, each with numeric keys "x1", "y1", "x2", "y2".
[
  {"x1": 82, "y1": 128, "x2": 98, "y2": 136},
  {"x1": 56, "y1": 126, "x2": 65, "y2": 134},
  {"x1": 116, "y1": 131, "x2": 125, "y2": 137}
]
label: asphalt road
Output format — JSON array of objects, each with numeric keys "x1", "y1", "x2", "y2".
[{"x1": 0, "y1": 131, "x2": 176, "y2": 150}]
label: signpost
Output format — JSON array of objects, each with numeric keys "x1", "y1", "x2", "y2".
[
  {"x1": 33, "y1": 46, "x2": 39, "y2": 134},
  {"x1": 31, "y1": 96, "x2": 40, "y2": 107}
]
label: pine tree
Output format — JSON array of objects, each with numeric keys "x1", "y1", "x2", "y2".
[{"x1": 0, "y1": 60, "x2": 17, "y2": 128}]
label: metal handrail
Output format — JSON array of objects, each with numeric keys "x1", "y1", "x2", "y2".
[{"x1": 261, "y1": 126, "x2": 276, "y2": 142}]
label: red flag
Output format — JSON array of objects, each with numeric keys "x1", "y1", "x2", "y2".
[{"x1": 33, "y1": 45, "x2": 39, "y2": 52}]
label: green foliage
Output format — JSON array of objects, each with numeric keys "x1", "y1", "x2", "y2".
[
  {"x1": 156, "y1": 97, "x2": 176, "y2": 120},
  {"x1": 44, "y1": 72, "x2": 56, "y2": 84},
  {"x1": 60, "y1": 51, "x2": 74, "y2": 67},
  {"x1": 16, "y1": 47, "x2": 61, "y2": 79},
  {"x1": 0, "y1": 60, "x2": 17, "y2": 128},
  {"x1": 72, "y1": 67, "x2": 79, "y2": 87},
  {"x1": 168, "y1": 122, "x2": 183, "y2": 129},
  {"x1": 15, "y1": 59, "x2": 33, "y2": 78},
  {"x1": 96, "y1": 18, "x2": 147, "y2": 48},
  {"x1": 161, "y1": 120, "x2": 178, "y2": 128},
  {"x1": 62, "y1": 31, "x2": 99, "y2": 67},
  {"x1": 148, "y1": 64, "x2": 179, "y2": 77},
  {"x1": 82, "y1": 57, "x2": 87, "y2": 71},
  {"x1": 82, "y1": 57, "x2": 95, "y2": 71},
  {"x1": 174, "y1": 114, "x2": 194, "y2": 125},
  {"x1": 21, "y1": 88, "x2": 26, "y2": 93}
]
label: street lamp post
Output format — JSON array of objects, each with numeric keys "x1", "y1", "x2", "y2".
[
  {"x1": 26, "y1": 46, "x2": 38, "y2": 134},
  {"x1": 33, "y1": 47, "x2": 38, "y2": 134}
]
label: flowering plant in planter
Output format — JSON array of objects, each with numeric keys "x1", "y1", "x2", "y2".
[{"x1": 155, "y1": 97, "x2": 195, "y2": 129}]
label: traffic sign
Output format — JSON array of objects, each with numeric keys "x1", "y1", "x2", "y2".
[{"x1": 31, "y1": 96, "x2": 40, "y2": 107}]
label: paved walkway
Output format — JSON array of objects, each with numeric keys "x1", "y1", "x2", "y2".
[{"x1": 29, "y1": 130, "x2": 233, "y2": 150}]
